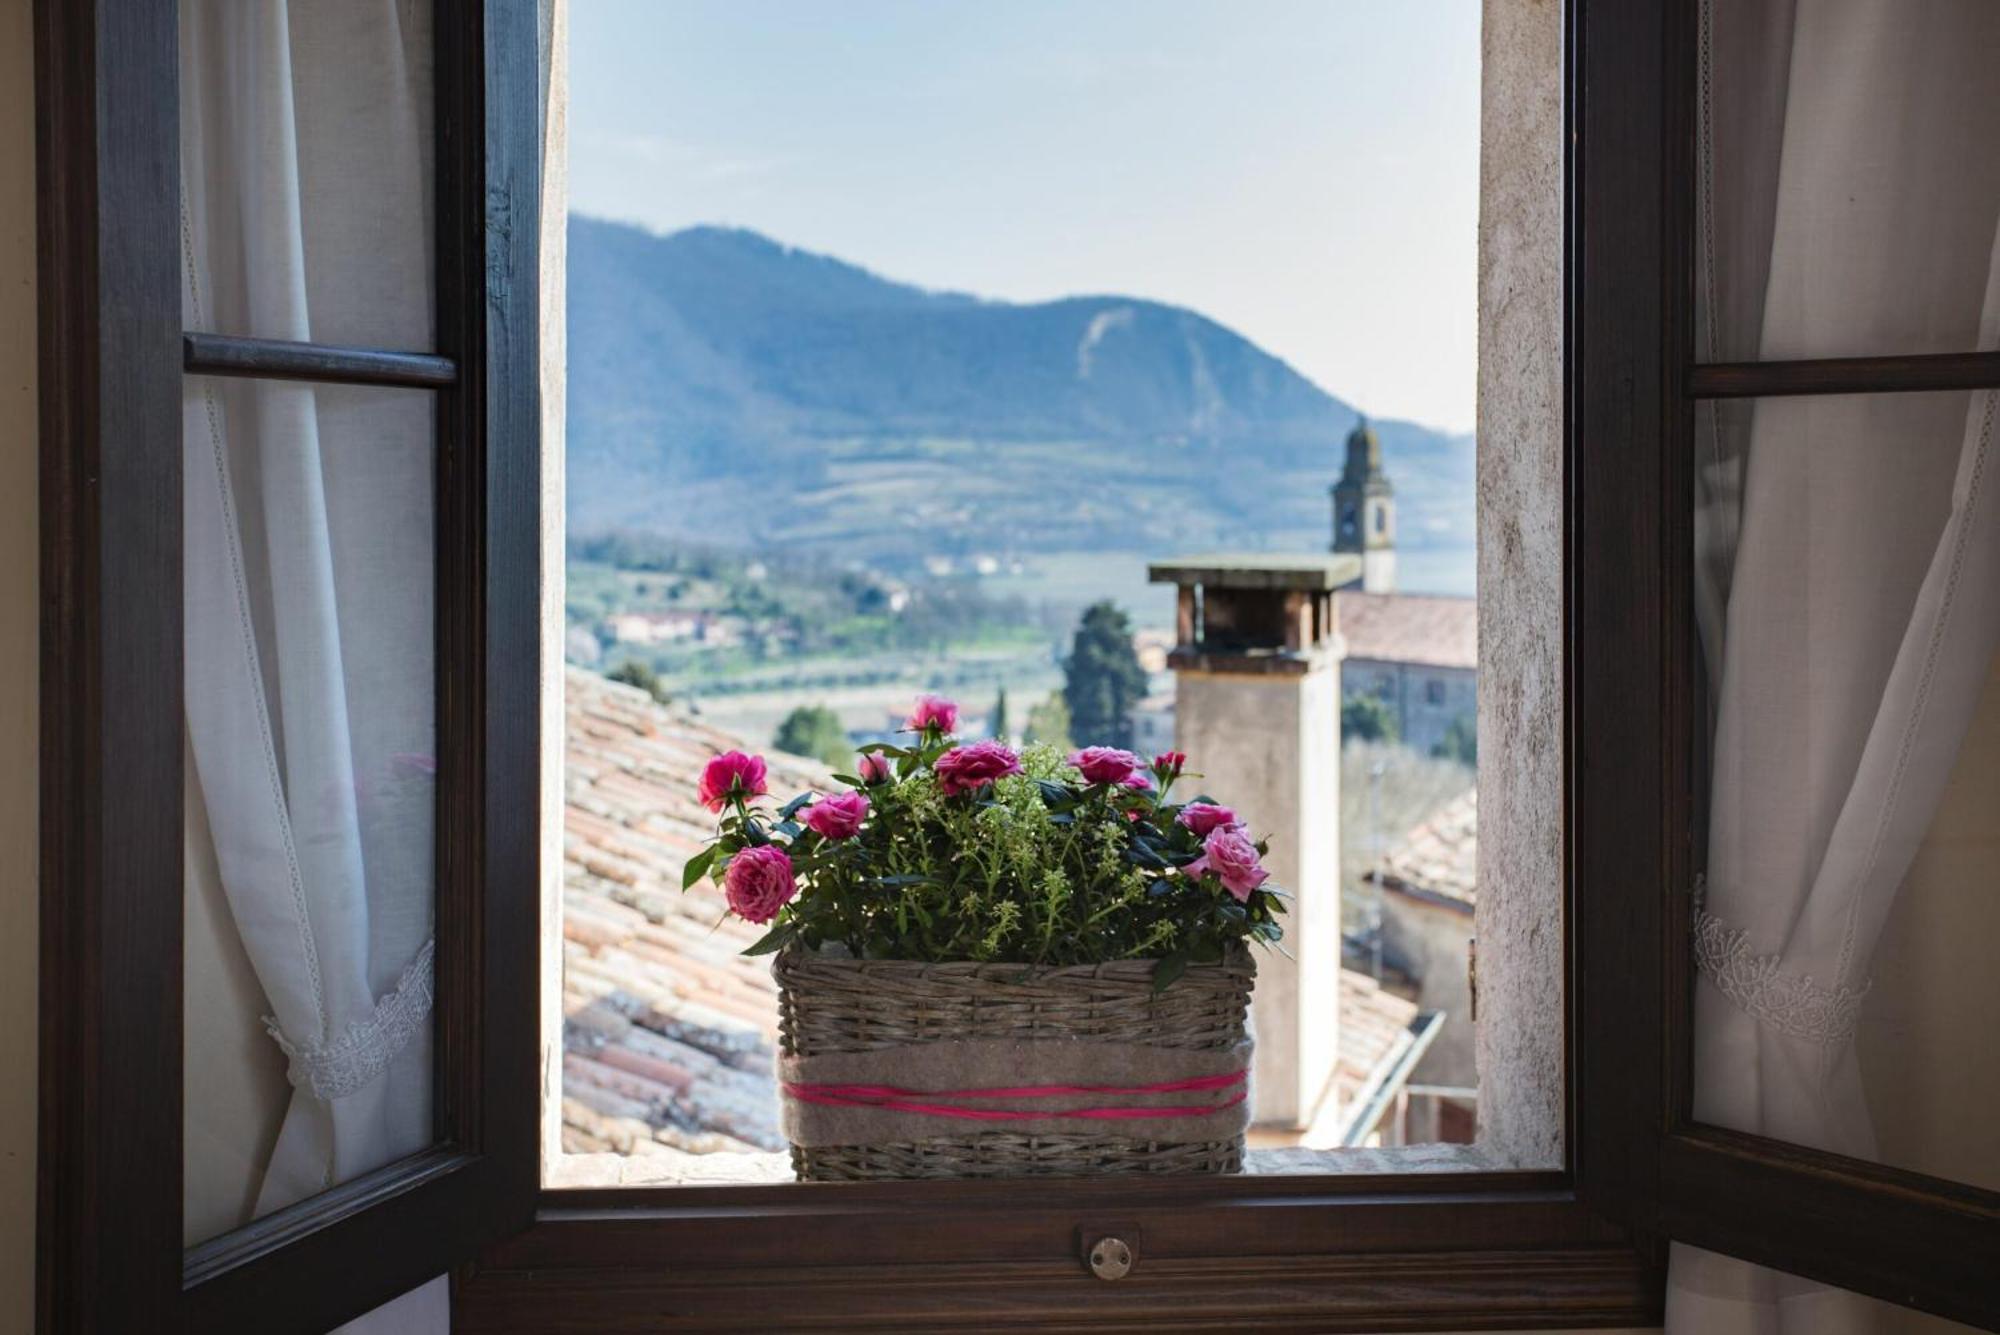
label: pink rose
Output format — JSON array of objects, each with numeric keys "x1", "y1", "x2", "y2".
[
  {"x1": 1152, "y1": 750, "x2": 1187, "y2": 781},
  {"x1": 1186, "y1": 826, "x2": 1270, "y2": 903},
  {"x1": 907, "y1": 694, "x2": 959, "y2": 734},
  {"x1": 698, "y1": 751, "x2": 769, "y2": 813},
  {"x1": 1177, "y1": 802, "x2": 1238, "y2": 837},
  {"x1": 857, "y1": 752, "x2": 893, "y2": 784},
  {"x1": 723, "y1": 844, "x2": 797, "y2": 924},
  {"x1": 933, "y1": 740, "x2": 1023, "y2": 797},
  {"x1": 1069, "y1": 746, "x2": 1142, "y2": 786},
  {"x1": 1120, "y1": 771, "x2": 1154, "y2": 793},
  {"x1": 803, "y1": 790, "x2": 870, "y2": 840}
]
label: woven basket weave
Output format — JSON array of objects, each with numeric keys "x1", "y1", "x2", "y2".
[{"x1": 772, "y1": 949, "x2": 1254, "y2": 1181}]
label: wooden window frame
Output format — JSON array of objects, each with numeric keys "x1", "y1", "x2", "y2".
[
  {"x1": 1614, "y1": 3, "x2": 2000, "y2": 1325},
  {"x1": 34, "y1": 2, "x2": 544, "y2": 1333},
  {"x1": 44, "y1": 0, "x2": 1994, "y2": 1330}
]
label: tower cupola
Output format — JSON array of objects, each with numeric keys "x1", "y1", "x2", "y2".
[{"x1": 1331, "y1": 415, "x2": 1397, "y2": 593}]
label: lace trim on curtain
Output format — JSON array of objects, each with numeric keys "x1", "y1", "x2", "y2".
[
  {"x1": 1691, "y1": 892, "x2": 1868, "y2": 1049},
  {"x1": 266, "y1": 938, "x2": 436, "y2": 1102}
]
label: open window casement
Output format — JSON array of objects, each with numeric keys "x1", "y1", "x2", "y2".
[
  {"x1": 36, "y1": 1, "x2": 544, "y2": 1331},
  {"x1": 1577, "y1": 1, "x2": 2000, "y2": 1329},
  {"x1": 31, "y1": 1, "x2": 1998, "y2": 1332}
]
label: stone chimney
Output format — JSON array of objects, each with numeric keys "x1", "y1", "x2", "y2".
[{"x1": 1147, "y1": 553, "x2": 1357, "y2": 1129}]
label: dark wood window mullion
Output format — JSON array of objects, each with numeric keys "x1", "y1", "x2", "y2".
[
  {"x1": 1689, "y1": 350, "x2": 2000, "y2": 399},
  {"x1": 183, "y1": 331, "x2": 458, "y2": 388}
]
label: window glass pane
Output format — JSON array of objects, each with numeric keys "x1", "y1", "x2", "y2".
[
  {"x1": 179, "y1": 0, "x2": 434, "y2": 350},
  {"x1": 1697, "y1": 0, "x2": 2000, "y2": 363},
  {"x1": 553, "y1": 2, "x2": 1528, "y2": 1187},
  {"x1": 1670, "y1": 1246, "x2": 1983, "y2": 1333},
  {"x1": 1690, "y1": 388, "x2": 1999, "y2": 1192},
  {"x1": 183, "y1": 379, "x2": 437, "y2": 1247}
]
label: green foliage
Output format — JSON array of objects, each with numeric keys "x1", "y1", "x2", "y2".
[
  {"x1": 990, "y1": 686, "x2": 1010, "y2": 742},
  {"x1": 1023, "y1": 692, "x2": 1073, "y2": 750},
  {"x1": 698, "y1": 732, "x2": 1284, "y2": 972},
  {"x1": 1431, "y1": 713, "x2": 1477, "y2": 766},
  {"x1": 1341, "y1": 694, "x2": 1400, "y2": 744},
  {"x1": 773, "y1": 704, "x2": 852, "y2": 769},
  {"x1": 1063, "y1": 602, "x2": 1148, "y2": 749},
  {"x1": 605, "y1": 659, "x2": 670, "y2": 706}
]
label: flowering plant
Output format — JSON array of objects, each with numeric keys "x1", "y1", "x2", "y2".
[{"x1": 685, "y1": 700, "x2": 1285, "y2": 987}]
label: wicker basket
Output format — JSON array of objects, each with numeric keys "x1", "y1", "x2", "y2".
[{"x1": 772, "y1": 949, "x2": 1254, "y2": 1181}]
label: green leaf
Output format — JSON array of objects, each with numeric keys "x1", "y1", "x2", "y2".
[
  {"x1": 1034, "y1": 779, "x2": 1075, "y2": 807},
  {"x1": 680, "y1": 845, "x2": 716, "y2": 892},
  {"x1": 778, "y1": 792, "x2": 814, "y2": 820},
  {"x1": 741, "y1": 922, "x2": 795, "y2": 956},
  {"x1": 1151, "y1": 953, "x2": 1190, "y2": 993}
]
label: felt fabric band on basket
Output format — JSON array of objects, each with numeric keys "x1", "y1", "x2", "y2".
[
  {"x1": 779, "y1": 1038, "x2": 1256, "y2": 1148},
  {"x1": 784, "y1": 1069, "x2": 1249, "y2": 1122}
]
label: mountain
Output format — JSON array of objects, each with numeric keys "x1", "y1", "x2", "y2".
[{"x1": 566, "y1": 217, "x2": 1474, "y2": 582}]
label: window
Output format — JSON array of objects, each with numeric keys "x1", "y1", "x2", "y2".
[
  {"x1": 33, "y1": 3, "x2": 1997, "y2": 1333},
  {"x1": 35, "y1": 2, "x2": 543, "y2": 1330}
]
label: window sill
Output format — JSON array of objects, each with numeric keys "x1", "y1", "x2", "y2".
[{"x1": 545, "y1": 1142, "x2": 1515, "y2": 1190}]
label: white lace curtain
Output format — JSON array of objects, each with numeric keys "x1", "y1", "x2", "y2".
[
  {"x1": 181, "y1": 2, "x2": 446, "y2": 1330},
  {"x1": 1671, "y1": 1, "x2": 2000, "y2": 1329}
]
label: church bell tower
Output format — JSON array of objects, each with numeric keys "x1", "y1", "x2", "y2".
[{"x1": 1331, "y1": 415, "x2": 1396, "y2": 594}]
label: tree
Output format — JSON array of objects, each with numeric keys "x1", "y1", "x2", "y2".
[
  {"x1": 1062, "y1": 601, "x2": 1148, "y2": 749},
  {"x1": 1432, "y1": 712, "x2": 1477, "y2": 767},
  {"x1": 1341, "y1": 694, "x2": 1399, "y2": 745},
  {"x1": 1023, "y1": 692, "x2": 1073, "y2": 750},
  {"x1": 990, "y1": 685, "x2": 1010, "y2": 742},
  {"x1": 774, "y1": 704, "x2": 851, "y2": 768},
  {"x1": 606, "y1": 658, "x2": 670, "y2": 707}
]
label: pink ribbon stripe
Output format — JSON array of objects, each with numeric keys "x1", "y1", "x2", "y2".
[{"x1": 782, "y1": 1069, "x2": 1248, "y2": 1122}]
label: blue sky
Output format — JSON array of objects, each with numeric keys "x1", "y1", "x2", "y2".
[{"x1": 568, "y1": 1, "x2": 1481, "y2": 434}]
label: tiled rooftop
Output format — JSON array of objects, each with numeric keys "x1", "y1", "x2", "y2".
[
  {"x1": 1369, "y1": 789, "x2": 1478, "y2": 909},
  {"x1": 1334, "y1": 590, "x2": 1478, "y2": 671},
  {"x1": 559, "y1": 665, "x2": 1437, "y2": 1180},
  {"x1": 560, "y1": 667, "x2": 829, "y2": 1175}
]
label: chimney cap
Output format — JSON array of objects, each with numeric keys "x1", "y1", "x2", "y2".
[{"x1": 1147, "y1": 552, "x2": 1363, "y2": 592}]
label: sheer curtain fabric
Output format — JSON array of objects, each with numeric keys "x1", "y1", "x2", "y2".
[{"x1": 180, "y1": 2, "x2": 444, "y2": 1330}]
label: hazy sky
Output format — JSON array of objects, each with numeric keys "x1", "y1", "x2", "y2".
[{"x1": 568, "y1": 2, "x2": 1481, "y2": 434}]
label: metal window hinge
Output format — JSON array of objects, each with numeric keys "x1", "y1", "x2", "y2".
[{"x1": 1468, "y1": 937, "x2": 1478, "y2": 1024}]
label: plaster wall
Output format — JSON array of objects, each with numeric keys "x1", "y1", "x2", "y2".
[
  {"x1": 1342, "y1": 660, "x2": 1477, "y2": 756},
  {"x1": 1173, "y1": 665, "x2": 1340, "y2": 1127},
  {"x1": 1476, "y1": 0, "x2": 1566, "y2": 1171},
  {"x1": 1, "y1": 0, "x2": 39, "y2": 1324},
  {"x1": 1380, "y1": 893, "x2": 1477, "y2": 1089}
]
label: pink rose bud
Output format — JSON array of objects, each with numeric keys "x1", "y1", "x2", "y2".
[
  {"x1": 932, "y1": 740, "x2": 1023, "y2": 797},
  {"x1": 906, "y1": 694, "x2": 960, "y2": 734},
  {"x1": 1068, "y1": 746, "x2": 1143, "y2": 786},
  {"x1": 1186, "y1": 825, "x2": 1270, "y2": 903},
  {"x1": 1176, "y1": 802, "x2": 1238, "y2": 837},
  {"x1": 1120, "y1": 771, "x2": 1154, "y2": 793},
  {"x1": 1152, "y1": 750, "x2": 1187, "y2": 779},
  {"x1": 698, "y1": 750, "x2": 770, "y2": 813},
  {"x1": 857, "y1": 752, "x2": 893, "y2": 784},
  {"x1": 723, "y1": 844, "x2": 798, "y2": 924},
  {"x1": 802, "y1": 789, "x2": 870, "y2": 840}
]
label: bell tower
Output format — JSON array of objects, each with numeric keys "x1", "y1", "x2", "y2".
[{"x1": 1331, "y1": 416, "x2": 1396, "y2": 594}]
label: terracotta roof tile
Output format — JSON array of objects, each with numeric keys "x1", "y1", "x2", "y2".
[
  {"x1": 1369, "y1": 790, "x2": 1478, "y2": 908},
  {"x1": 1335, "y1": 591, "x2": 1477, "y2": 671}
]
